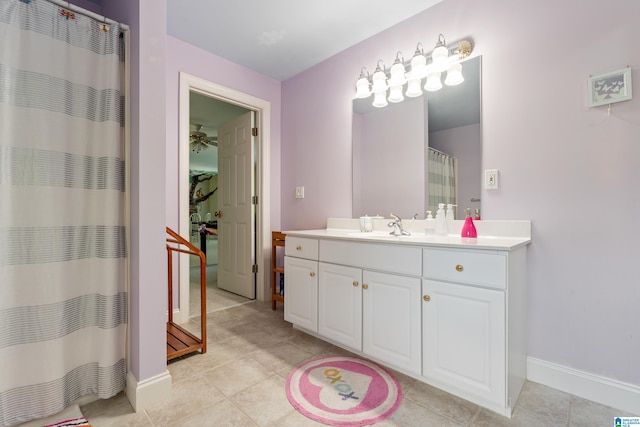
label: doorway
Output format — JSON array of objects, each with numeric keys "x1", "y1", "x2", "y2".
[
  {"x1": 188, "y1": 94, "x2": 253, "y2": 313},
  {"x1": 178, "y1": 73, "x2": 272, "y2": 323}
]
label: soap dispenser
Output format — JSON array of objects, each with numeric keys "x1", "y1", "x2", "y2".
[
  {"x1": 461, "y1": 208, "x2": 478, "y2": 239},
  {"x1": 424, "y1": 210, "x2": 435, "y2": 236},
  {"x1": 445, "y1": 204, "x2": 456, "y2": 220},
  {"x1": 435, "y1": 203, "x2": 448, "y2": 236}
]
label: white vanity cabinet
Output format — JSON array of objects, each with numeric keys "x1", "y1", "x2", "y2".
[
  {"x1": 362, "y1": 270, "x2": 422, "y2": 374},
  {"x1": 422, "y1": 279, "x2": 505, "y2": 406},
  {"x1": 318, "y1": 262, "x2": 362, "y2": 351},
  {"x1": 283, "y1": 237, "x2": 319, "y2": 332},
  {"x1": 318, "y1": 240, "x2": 423, "y2": 374},
  {"x1": 422, "y1": 246, "x2": 527, "y2": 414},
  {"x1": 283, "y1": 224, "x2": 529, "y2": 418}
]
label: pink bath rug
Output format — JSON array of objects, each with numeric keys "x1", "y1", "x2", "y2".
[{"x1": 286, "y1": 355, "x2": 402, "y2": 426}]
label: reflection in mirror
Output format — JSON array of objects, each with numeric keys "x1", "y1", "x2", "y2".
[{"x1": 352, "y1": 56, "x2": 481, "y2": 220}]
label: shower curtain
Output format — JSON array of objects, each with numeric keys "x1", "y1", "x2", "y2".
[
  {"x1": 0, "y1": 1, "x2": 127, "y2": 425},
  {"x1": 427, "y1": 147, "x2": 457, "y2": 214}
]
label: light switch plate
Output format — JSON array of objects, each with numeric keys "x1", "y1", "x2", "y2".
[
  {"x1": 485, "y1": 169, "x2": 499, "y2": 190},
  {"x1": 295, "y1": 186, "x2": 305, "y2": 199}
]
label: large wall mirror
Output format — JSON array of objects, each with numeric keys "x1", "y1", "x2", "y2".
[{"x1": 352, "y1": 55, "x2": 481, "y2": 220}]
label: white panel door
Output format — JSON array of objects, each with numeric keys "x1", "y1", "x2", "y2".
[
  {"x1": 284, "y1": 256, "x2": 318, "y2": 332},
  {"x1": 362, "y1": 270, "x2": 422, "y2": 374},
  {"x1": 217, "y1": 111, "x2": 255, "y2": 298},
  {"x1": 422, "y1": 279, "x2": 505, "y2": 406},
  {"x1": 318, "y1": 263, "x2": 362, "y2": 351}
]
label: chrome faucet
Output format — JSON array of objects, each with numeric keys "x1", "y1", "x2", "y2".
[{"x1": 387, "y1": 213, "x2": 411, "y2": 236}]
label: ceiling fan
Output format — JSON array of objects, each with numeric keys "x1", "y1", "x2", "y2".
[{"x1": 190, "y1": 124, "x2": 218, "y2": 153}]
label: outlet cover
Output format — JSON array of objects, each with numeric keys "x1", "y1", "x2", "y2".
[
  {"x1": 485, "y1": 169, "x2": 499, "y2": 190},
  {"x1": 295, "y1": 186, "x2": 305, "y2": 199}
]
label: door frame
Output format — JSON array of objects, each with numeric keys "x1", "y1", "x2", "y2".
[{"x1": 177, "y1": 72, "x2": 271, "y2": 323}]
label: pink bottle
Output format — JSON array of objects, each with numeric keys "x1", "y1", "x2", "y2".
[{"x1": 461, "y1": 208, "x2": 477, "y2": 239}]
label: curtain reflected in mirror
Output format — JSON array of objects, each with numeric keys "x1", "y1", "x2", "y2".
[{"x1": 427, "y1": 148, "x2": 456, "y2": 214}]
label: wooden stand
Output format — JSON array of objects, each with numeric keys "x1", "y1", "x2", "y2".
[
  {"x1": 165, "y1": 227, "x2": 207, "y2": 361},
  {"x1": 271, "y1": 231, "x2": 286, "y2": 310}
]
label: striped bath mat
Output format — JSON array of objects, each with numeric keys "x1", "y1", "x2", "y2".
[{"x1": 17, "y1": 404, "x2": 91, "y2": 427}]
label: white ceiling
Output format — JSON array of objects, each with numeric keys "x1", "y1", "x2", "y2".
[{"x1": 167, "y1": 0, "x2": 443, "y2": 81}]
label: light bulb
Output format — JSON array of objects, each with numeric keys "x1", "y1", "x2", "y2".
[
  {"x1": 371, "y1": 69, "x2": 387, "y2": 93},
  {"x1": 410, "y1": 52, "x2": 427, "y2": 80},
  {"x1": 405, "y1": 78, "x2": 422, "y2": 97},
  {"x1": 388, "y1": 85, "x2": 404, "y2": 103},
  {"x1": 388, "y1": 61, "x2": 406, "y2": 87},
  {"x1": 424, "y1": 72, "x2": 442, "y2": 91},
  {"x1": 372, "y1": 90, "x2": 388, "y2": 108},
  {"x1": 431, "y1": 34, "x2": 449, "y2": 72},
  {"x1": 444, "y1": 62, "x2": 464, "y2": 86},
  {"x1": 355, "y1": 75, "x2": 371, "y2": 98}
]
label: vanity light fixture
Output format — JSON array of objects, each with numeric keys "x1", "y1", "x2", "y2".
[
  {"x1": 355, "y1": 34, "x2": 472, "y2": 107},
  {"x1": 371, "y1": 60, "x2": 389, "y2": 108},
  {"x1": 355, "y1": 67, "x2": 371, "y2": 99},
  {"x1": 388, "y1": 52, "x2": 407, "y2": 103}
]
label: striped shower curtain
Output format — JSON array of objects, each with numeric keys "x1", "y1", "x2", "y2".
[
  {"x1": 427, "y1": 147, "x2": 457, "y2": 214},
  {"x1": 0, "y1": 1, "x2": 127, "y2": 425}
]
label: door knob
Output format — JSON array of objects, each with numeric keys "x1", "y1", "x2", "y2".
[
  {"x1": 353, "y1": 281, "x2": 359, "y2": 287},
  {"x1": 362, "y1": 283, "x2": 369, "y2": 290},
  {"x1": 214, "y1": 210, "x2": 222, "y2": 218},
  {"x1": 310, "y1": 272, "x2": 315, "y2": 277},
  {"x1": 423, "y1": 295, "x2": 431, "y2": 302},
  {"x1": 455, "y1": 264, "x2": 464, "y2": 272}
]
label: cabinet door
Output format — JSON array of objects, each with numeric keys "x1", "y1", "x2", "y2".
[
  {"x1": 318, "y1": 263, "x2": 362, "y2": 351},
  {"x1": 362, "y1": 271, "x2": 421, "y2": 375},
  {"x1": 422, "y1": 280, "x2": 505, "y2": 406},
  {"x1": 284, "y1": 256, "x2": 318, "y2": 332}
]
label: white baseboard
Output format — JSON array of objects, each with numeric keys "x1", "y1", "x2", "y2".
[
  {"x1": 125, "y1": 370, "x2": 172, "y2": 412},
  {"x1": 527, "y1": 357, "x2": 640, "y2": 414}
]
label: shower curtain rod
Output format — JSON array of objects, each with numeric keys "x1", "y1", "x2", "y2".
[
  {"x1": 428, "y1": 146, "x2": 451, "y2": 157},
  {"x1": 44, "y1": 0, "x2": 130, "y2": 31}
]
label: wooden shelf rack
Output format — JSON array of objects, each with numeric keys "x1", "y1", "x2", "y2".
[
  {"x1": 166, "y1": 227, "x2": 207, "y2": 361},
  {"x1": 271, "y1": 231, "x2": 286, "y2": 309}
]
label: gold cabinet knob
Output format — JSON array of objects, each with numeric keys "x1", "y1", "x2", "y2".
[
  {"x1": 310, "y1": 272, "x2": 315, "y2": 277},
  {"x1": 362, "y1": 283, "x2": 369, "y2": 290},
  {"x1": 423, "y1": 295, "x2": 431, "y2": 302},
  {"x1": 353, "y1": 281, "x2": 359, "y2": 287},
  {"x1": 456, "y1": 264, "x2": 464, "y2": 272},
  {"x1": 296, "y1": 245, "x2": 302, "y2": 251}
]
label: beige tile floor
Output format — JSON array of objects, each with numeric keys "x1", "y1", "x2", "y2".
[
  {"x1": 189, "y1": 263, "x2": 251, "y2": 314},
  {"x1": 79, "y1": 297, "x2": 633, "y2": 427}
]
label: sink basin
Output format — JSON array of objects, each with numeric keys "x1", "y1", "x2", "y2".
[
  {"x1": 347, "y1": 231, "x2": 420, "y2": 239},
  {"x1": 348, "y1": 231, "x2": 392, "y2": 237}
]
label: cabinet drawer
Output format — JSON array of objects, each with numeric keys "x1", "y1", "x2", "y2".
[
  {"x1": 285, "y1": 237, "x2": 319, "y2": 260},
  {"x1": 320, "y1": 240, "x2": 421, "y2": 276},
  {"x1": 423, "y1": 248, "x2": 506, "y2": 289}
]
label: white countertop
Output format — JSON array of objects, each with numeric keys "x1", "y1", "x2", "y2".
[{"x1": 283, "y1": 218, "x2": 531, "y2": 251}]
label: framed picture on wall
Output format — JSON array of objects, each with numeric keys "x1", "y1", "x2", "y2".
[{"x1": 587, "y1": 67, "x2": 633, "y2": 107}]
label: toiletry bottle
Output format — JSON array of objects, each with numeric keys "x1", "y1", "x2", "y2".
[
  {"x1": 461, "y1": 208, "x2": 478, "y2": 239},
  {"x1": 445, "y1": 204, "x2": 456, "y2": 220},
  {"x1": 435, "y1": 203, "x2": 448, "y2": 236},
  {"x1": 424, "y1": 211, "x2": 435, "y2": 236},
  {"x1": 474, "y1": 209, "x2": 481, "y2": 220}
]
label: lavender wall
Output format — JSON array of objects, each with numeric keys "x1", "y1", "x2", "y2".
[
  {"x1": 102, "y1": 0, "x2": 168, "y2": 382},
  {"x1": 282, "y1": 0, "x2": 640, "y2": 386},
  {"x1": 164, "y1": 36, "x2": 282, "y2": 234}
]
